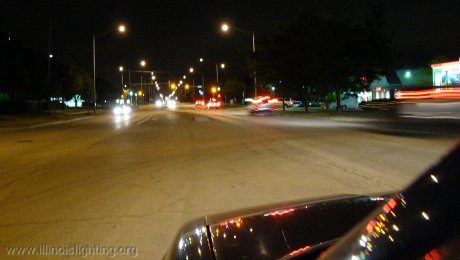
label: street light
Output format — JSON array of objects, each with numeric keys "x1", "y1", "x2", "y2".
[
  {"x1": 199, "y1": 58, "x2": 204, "y2": 63},
  {"x1": 118, "y1": 66, "x2": 124, "y2": 90},
  {"x1": 118, "y1": 25, "x2": 126, "y2": 33},
  {"x1": 220, "y1": 22, "x2": 257, "y2": 97},
  {"x1": 220, "y1": 63, "x2": 225, "y2": 69},
  {"x1": 151, "y1": 75, "x2": 156, "y2": 80},
  {"x1": 183, "y1": 75, "x2": 186, "y2": 79},
  {"x1": 221, "y1": 23, "x2": 229, "y2": 32},
  {"x1": 92, "y1": 23, "x2": 126, "y2": 111},
  {"x1": 189, "y1": 67, "x2": 194, "y2": 73},
  {"x1": 139, "y1": 60, "x2": 147, "y2": 104}
]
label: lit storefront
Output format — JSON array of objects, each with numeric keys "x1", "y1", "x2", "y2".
[{"x1": 431, "y1": 60, "x2": 460, "y2": 86}]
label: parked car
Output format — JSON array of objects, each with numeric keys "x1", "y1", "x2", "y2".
[
  {"x1": 163, "y1": 144, "x2": 460, "y2": 259},
  {"x1": 308, "y1": 101, "x2": 322, "y2": 107},
  {"x1": 284, "y1": 98, "x2": 302, "y2": 107}
]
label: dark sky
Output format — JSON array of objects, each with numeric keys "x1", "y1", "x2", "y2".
[{"x1": 1, "y1": 0, "x2": 459, "y2": 85}]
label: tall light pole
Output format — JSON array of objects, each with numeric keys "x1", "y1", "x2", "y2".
[
  {"x1": 93, "y1": 24, "x2": 126, "y2": 111},
  {"x1": 140, "y1": 60, "x2": 146, "y2": 104},
  {"x1": 221, "y1": 22, "x2": 257, "y2": 97},
  {"x1": 200, "y1": 58, "x2": 225, "y2": 88},
  {"x1": 189, "y1": 67, "x2": 196, "y2": 100},
  {"x1": 118, "y1": 66, "x2": 124, "y2": 88},
  {"x1": 199, "y1": 58, "x2": 206, "y2": 101}
]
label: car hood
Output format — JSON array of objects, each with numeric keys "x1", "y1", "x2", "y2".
[{"x1": 163, "y1": 194, "x2": 389, "y2": 259}]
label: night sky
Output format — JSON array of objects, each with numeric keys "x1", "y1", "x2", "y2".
[{"x1": 1, "y1": 0, "x2": 459, "y2": 86}]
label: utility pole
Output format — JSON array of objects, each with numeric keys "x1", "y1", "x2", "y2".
[
  {"x1": 92, "y1": 34, "x2": 97, "y2": 112},
  {"x1": 47, "y1": 22, "x2": 52, "y2": 114},
  {"x1": 252, "y1": 32, "x2": 257, "y2": 97}
]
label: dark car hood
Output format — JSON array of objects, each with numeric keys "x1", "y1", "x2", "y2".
[{"x1": 163, "y1": 194, "x2": 389, "y2": 259}]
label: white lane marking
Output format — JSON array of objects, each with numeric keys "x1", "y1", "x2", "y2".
[
  {"x1": 194, "y1": 116, "x2": 210, "y2": 122},
  {"x1": 400, "y1": 115, "x2": 460, "y2": 120},
  {"x1": 136, "y1": 115, "x2": 153, "y2": 125},
  {"x1": 28, "y1": 116, "x2": 95, "y2": 129}
]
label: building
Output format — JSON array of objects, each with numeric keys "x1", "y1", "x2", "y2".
[{"x1": 431, "y1": 60, "x2": 460, "y2": 86}]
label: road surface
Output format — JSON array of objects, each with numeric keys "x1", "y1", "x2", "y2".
[{"x1": 0, "y1": 104, "x2": 457, "y2": 258}]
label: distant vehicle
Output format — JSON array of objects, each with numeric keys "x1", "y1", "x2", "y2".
[
  {"x1": 195, "y1": 99, "x2": 205, "y2": 107},
  {"x1": 307, "y1": 101, "x2": 322, "y2": 107},
  {"x1": 167, "y1": 100, "x2": 176, "y2": 109},
  {"x1": 331, "y1": 95, "x2": 359, "y2": 110},
  {"x1": 284, "y1": 98, "x2": 302, "y2": 107},
  {"x1": 112, "y1": 105, "x2": 132, "y2": 115},
  {"x1": 206, "y1": 98, "x2": 221, "y2": 109},
  {"x1": 163, "y1": 145, "x2": 460, "y2": 259},
  {"x1": 249, "y1": 96, "x2": 278, "y2": 115},
  {"x1": 155, "y1": 99, "x2": 165, "y2": 108}
]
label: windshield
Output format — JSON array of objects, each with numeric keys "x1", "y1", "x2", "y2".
[{"x1": 1, "y1": 0, "x2": 459, "y2": 259}]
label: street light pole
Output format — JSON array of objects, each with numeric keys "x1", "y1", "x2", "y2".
[
  {"x1": 92, "y1": 24, "x2": 126, "y2": 111},
  {"x1": 252, "y1": 32, "x2": 257, "y2": 97},
  {"x1": 221, "y1": 23, "x2": 256, "y2": 97},
  {"x1": 92, "y1": 34, "x2": 97, "y2": 111},
  {"x1": 215, "y1": 63, "x2": 219, "y2": 86}
]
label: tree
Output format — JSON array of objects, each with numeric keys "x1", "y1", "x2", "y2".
[
  {"x1": 257, "y1": 1, "x2": 391, "y2": 111},
  {"x1": 223, "y1": 78, "x2": 246, "y2": 101}
]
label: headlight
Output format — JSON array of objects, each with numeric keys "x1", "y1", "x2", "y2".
[
  {"x1": 167, "y1": 100, "x2": 176, "y2": 109},
  {"x1": 155, "y1": 100, "x2": 163, "y2": 108},
  {"x1": 122, "y1": 106, "x2": 132, "y2": 114},
  {"x1": 113, "y1": 107, "x2": 122, "y2": 115}
]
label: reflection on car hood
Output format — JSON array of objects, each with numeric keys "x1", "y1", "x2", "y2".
[{"x1": 163, "y1": 194, "x2": 388, "y2": 259}]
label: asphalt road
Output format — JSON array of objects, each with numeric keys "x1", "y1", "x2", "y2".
[{"x1": 0, "y1": 104, "x2": 457, "y2": 259}]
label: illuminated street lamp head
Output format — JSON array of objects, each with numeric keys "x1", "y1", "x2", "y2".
[
  {"x1": 405, "y1": 70, "x2": 412, "y2": 78},
  {"x1": 179, "y1": 80, "x2": 183, "y2": 84},
  {"x1": 140, "y1": 60, "x2": 146, "y2": 67},
  {"x1": 189, "y1": 67, "x2": 194, "y2": 73},
  {"x1": 185, "y1": 84, "x2": 190, "y2": 90},
  {"x1": 221, "y1": 23, "x2": 229, "y2": 32},
  {"x1": 151, "y1": 75, "x2": 156, "y2": 80},
  {"x1": 220, "y1": 63, "x2": 225, "y2": 69},
  {"x1": 118, "y1": 66, "x2": 124, "y2": 72},
  {"x1": 118, "y1": 24, "x2": 126, "y2": 33},
  {"x1": 183, "y1": 75, "x2": 186, "y2": 79},
  {"x1": 199, "y1": 58, "x2": 204, "y2": 63},
  {"x1": 211, "y1": 86, "x2": 217, "y2": 93}
]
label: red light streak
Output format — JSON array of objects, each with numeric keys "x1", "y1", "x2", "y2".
[
  {"x1": 388, "y1": 198, "x2": 397, "y2": 209},
  {"x1": 424, "y1": 248, "x2": 442, "y2": 260},
  {"x1": 289, "y1": 245, "x2": 311, "y2": 256},
  {"x1": 395, "y1": 88, "x2": 460, "y2": 100},
  {"x1": 264, "y1": 208, "x2": 295, "y2": 217},
  {"x1": 383, "y1": 204, "x2": 391, "y2": 214}
]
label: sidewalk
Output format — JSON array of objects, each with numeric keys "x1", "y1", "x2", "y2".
[{"x1": 0, "y1": 109, "x2": 105, "y2": 129}]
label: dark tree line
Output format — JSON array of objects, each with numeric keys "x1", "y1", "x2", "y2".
[
  {"x1": 0, "y1": 33, "x2": 116, "y2": 113},
  {"x1": 252, "y1": 1, "x2": 391, "y2": 110}
]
